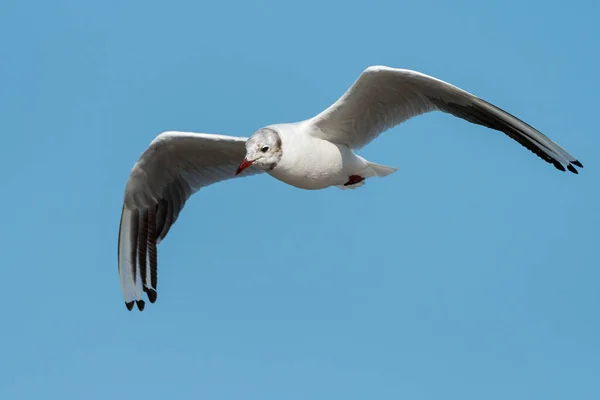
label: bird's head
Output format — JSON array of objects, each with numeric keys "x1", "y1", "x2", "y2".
[{"x1": 235, "y1": 127, "x2": 283, "y2": 175}]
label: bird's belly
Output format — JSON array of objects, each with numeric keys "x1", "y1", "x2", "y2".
[
  {"x1": 267, "y1": 163, "x2": 344, "y2": 190},
  {"x1": 267, "y1": 143, "x2": 350, "y2": 190}
]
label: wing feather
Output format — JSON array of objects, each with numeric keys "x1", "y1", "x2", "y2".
[
  {"x1": 117, "y1": 131, "x2": 263, "y2": 310},
  {"x1": 308, "y1": 66, "x2": 582, "y2": 172},
  {"x1": 137, "y1": 209, "x2": 148, "y2": 303},
  {"x1": 146, "y1": 208, "x2": 158, "y2": 303}
]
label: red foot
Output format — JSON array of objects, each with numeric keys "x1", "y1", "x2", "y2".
[{"x1": 344, "y1": 175, "x2": 365, "y2": 186}]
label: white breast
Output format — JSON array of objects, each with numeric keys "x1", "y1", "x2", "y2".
[{"x1": 266, "y1": 123, "x2": 364, "y2": 190}]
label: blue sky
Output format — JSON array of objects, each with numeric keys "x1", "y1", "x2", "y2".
[{"x1": 1, "y1": 0, "x2": 599, "y2": 398}]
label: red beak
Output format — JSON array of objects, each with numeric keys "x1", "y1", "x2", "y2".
[{"x1": 235, "y1": 158, "x2": 254, "y2": 175}]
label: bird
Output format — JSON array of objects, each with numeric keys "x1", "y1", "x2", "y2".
[{"x1": 117, "y1": 65, "x2": 583, "y2": 311}]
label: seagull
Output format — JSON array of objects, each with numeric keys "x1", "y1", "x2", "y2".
[{"x1": 118, "y1": 65, "x2": 582, "y2": 311}]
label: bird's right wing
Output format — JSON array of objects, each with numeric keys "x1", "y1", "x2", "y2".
[
  {"x1": 307, "y1": 66, "x2": 582, "y2": 173},
  {"x1": 118, "y1": 131, "x2": 263, "y2": 311}
]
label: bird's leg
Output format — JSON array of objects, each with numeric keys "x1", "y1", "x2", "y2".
[{"x1": 344, "y1": 175, "x2": 365, "y2": 186}]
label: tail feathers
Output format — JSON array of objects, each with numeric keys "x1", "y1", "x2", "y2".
[{"x1": 365, "y1": 161, "x2": 398, "y2": 177}]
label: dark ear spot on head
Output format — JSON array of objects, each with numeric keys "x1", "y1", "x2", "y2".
[
  {"x1": 259, "y1": 127, "x2": 282, "y2": 151},
  {"x1": 272, "y1": 130, "x2": 282, "y2": 149}
]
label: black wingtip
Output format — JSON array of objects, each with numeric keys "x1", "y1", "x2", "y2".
[
  {"x1": 125, "y1": 301, "x2": 135, "y2": 311},
  {"x1": 567, "y1": 164, "x2": 578, "y2": 174},
  {"x1": 553, "y1": 161, "x2": 566, "y2": 172},
  {"x1": 136, "y1": 300, "x2": 146, "y2": 311},
  {"x1": 572, "y1": 160, "x2": 583, "y2": 168},
  {"x1": 146, "y1": 288, "x2": 158, "y2": 303}
]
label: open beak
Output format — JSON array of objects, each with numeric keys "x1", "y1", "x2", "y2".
[{"x1": 235, "y1": 158, "x2": 254, "y2": 175}]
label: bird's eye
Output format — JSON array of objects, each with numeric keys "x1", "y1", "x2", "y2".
[{"x1": 261, "y1": 146, "x2": 269, "y2": 153}]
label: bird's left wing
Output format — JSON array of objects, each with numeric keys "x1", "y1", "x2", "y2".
[
  {"x1": 118, "y1": 131, "x2": 263, "y2": 311},
  {"x1": 306, "y1": 66, "x2": 582, "y2": 173}
]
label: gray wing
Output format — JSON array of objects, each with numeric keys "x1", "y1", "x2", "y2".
[
  {"x1": 117, "y1": 131, "x2": 263, "y2": 311},
  {"x1": 307, "y1": 66, "x2": 582, "y2": 173}
]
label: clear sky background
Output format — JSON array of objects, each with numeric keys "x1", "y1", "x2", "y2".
[{"x1": 1, "y1": 0, "x2": 599, "y2": 399}]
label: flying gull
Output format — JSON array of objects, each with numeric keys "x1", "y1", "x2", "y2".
[{"x1": 117, "y1": 66, "x2": 583, "y2": 311}]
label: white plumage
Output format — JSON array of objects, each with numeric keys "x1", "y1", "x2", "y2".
[{"x1": 118, "y1": 66, "x2": 582, "y2": 311}]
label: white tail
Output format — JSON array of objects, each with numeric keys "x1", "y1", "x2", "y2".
[
  {"x1": 336, "y1": 158, "x2": 398, "y2": 190},
  {"x1": 365, "y1": 161, "x2": 398, "y2": 177}
]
